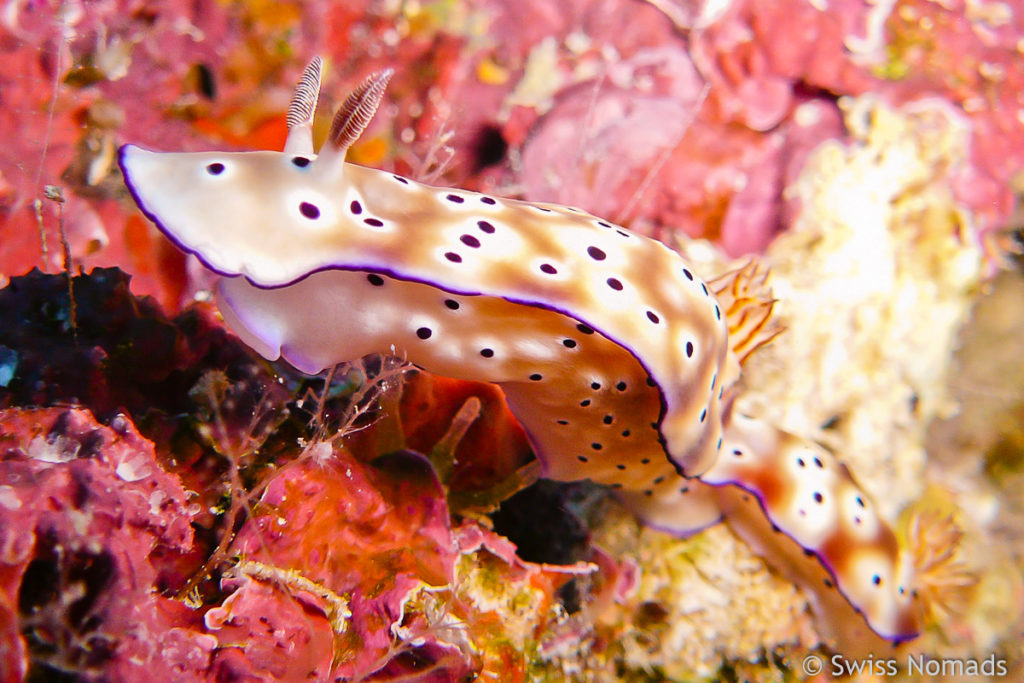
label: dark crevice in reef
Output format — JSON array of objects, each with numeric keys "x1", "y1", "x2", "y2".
[
  {"x1": 488, "y1": 478, "x2": 609, "y2": 565},
  {"x1": 0, "y1": 268, "x2": 261, "y2": 419},
  {"x1": 470, "y1": 123, "x2": 508, "y2": 173}
]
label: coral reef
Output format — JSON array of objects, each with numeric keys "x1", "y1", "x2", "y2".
[
  {"x1": 925, "y1": 267, "x2": 1024, "y2": 658},
  {"x1": 1, "y1": 0, "x2": 1023, "y2": 681},
  {"x1": 0, "y1": 268, "x2": 608, "y2": 681},
  {"x1": 740, "y1": 96, "x2": 982, "y2": 519},
  {"x1": 0, "y1": 407, "x2": 206, "y2": 681}
]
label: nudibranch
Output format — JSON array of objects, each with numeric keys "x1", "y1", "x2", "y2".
[{"x1": 119, "y1": 58, "x2": 924, "y2": 643}]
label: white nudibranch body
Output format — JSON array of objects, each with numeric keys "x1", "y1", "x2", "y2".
[{"x1": 119, "y1": 57, "x2": 922, "y2": 644}]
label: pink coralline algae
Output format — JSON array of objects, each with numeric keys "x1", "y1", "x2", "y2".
[
  {"x1": 0, "y1": 407, "x2": 205, "y2": 681},
  {"x1": 201, "y1": 571, "x2": 336, "y2": 683},
  {"x1": 231, "y1": 449, "x2": 462, "y2": 680},
  {"x1": 0, "y1": 411, "x2": 591, "y2": 681},
  {"x1": 0, "y1": 407, "x2": 352, "y2": 682},
  {"x1": 0, "y1": 0, "x2": 244, "y2": 306},
  {"x1": 391, "y1": 0, "x2": 1024, "y2": 255},
  {"x1": 515, "y1": 52, "x2": 845, "y2": 254},
  {"x1": 227, "y1": 445, "x2": 599, "y2": 680},
  {"x1": 876, "y1": 0, "x2": 1024, "y2": 251},
  {"x1": 443, "y1": 0, "x2": 854, "y2": 254},
  {"x1": 688, "y1": 0, "x2": 1024, "y2": 249}
]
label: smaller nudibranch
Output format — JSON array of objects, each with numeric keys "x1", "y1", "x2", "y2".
[{"x1": 118, "y1": 57, "x2": 935, "y2": 644}]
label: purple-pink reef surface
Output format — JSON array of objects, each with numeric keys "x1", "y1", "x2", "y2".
[{"x1": 1, "y1": 0, "x2": 1023, "y2": 680}]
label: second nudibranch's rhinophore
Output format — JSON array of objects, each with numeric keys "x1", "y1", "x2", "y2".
[{"x1": 119, "y1": 56, "x2": 927, "y2": 643}]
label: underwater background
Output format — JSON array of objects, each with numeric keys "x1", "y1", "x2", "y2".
[{"x1": 1, "y1": 0, "x2": 1023, "y2": 680}]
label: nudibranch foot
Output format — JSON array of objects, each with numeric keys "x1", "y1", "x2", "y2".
[{"x1": 616, "y1": 484, "x2": 723, "y2": 538}]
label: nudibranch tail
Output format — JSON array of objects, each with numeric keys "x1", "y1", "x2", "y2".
[
  {"x1": 703, "y1": 413, "x2": 920, "y2": 643},
  {"x1": 283, "y1": 56, "x2": 323, "y2": 155},
  {"x1": 319, "y1": 68, "x2": 393, "y2": 165}
]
